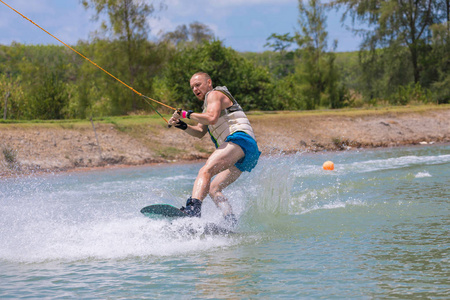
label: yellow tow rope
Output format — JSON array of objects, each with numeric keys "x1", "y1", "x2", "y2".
[{"x1": 0, "y1": 0, "x2": 176, "y2": 123}]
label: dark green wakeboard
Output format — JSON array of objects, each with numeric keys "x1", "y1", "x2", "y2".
[
  {"x1": 140, "y1": 204, "x2": 186, "y2": 218},
  {"x1": 140, "y1": 204, "x2": 235, "y2": 235}
]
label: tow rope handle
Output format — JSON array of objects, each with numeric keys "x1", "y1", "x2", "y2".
[{"x1": 167, "y1": 108, "x2": 183, "y2": 128}]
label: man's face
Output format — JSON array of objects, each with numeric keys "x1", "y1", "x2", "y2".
[{"x1": 190, "y1": 75, "x2": 212, "y2": 101}]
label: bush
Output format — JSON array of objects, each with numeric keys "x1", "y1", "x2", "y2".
[
  {"x1": 390, "y1": 83, "x2": 433, "y2": 105},
  {"x1": 28, "y1": 71, "x2": 69, "y2": 119}
]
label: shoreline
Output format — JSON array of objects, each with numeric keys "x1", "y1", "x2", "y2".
[
  {"x1": 1, "y1": 105, "x2": 449, "y2": 178},
  {"x1": 2, "y1": 142, "x2": 448, "y2": 180}
]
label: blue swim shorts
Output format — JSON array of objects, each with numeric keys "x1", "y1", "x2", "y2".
[{"x1": 225, "y1": 131, "x2": 261, "y2": 172}]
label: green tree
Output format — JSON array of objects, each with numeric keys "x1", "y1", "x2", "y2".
[
  {"x1": 28, "y1": 68, "x2": 69, "y2": 119},
  {"x1": 1, "y1": 44, "x2": 75, "y2": 120},
  {"x1": 331, "y1": 0, "x2": 448, "y2": 86},
  {"x1": 0, "y1": 73, "x2": 25, "y2": 120},
  {"x1": 162, "y1": 22, "x2": 215, "y2": 48},
  {"x1": 81, "y1": 0, "x2": 164, "y2": 113},
  {"x1": 429, "y1": 22, "x2": 450, "y2": 103},
  {"x1": 162, "y1": 40, "x2": 274, "y2": 111},
  {"x1": 71, "y1": 39, "x2": 168, "y2": 117},
  {"x1": 0, "y1": 45, "x2": 26, "y2": 119},
  {"x1": 294, "y1": 0, "x2": 344, "y2": 109},
  {"x1": 264, "y1": 33, "x2": 296, "y2": 79}
]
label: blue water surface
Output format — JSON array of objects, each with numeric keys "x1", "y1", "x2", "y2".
[{"x1": 1, "y1": 144, "x2": 449, "y2": 299}]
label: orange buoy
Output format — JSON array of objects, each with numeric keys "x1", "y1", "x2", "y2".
[{"x1": 323, "y1": 161, "x2": 334, "y2": 170}]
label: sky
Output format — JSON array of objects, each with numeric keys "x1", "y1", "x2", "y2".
[{"x1": 0, "y1": 0, "x2": 363, "y2": 52}]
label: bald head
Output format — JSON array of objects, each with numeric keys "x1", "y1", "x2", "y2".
[{"x1": 191, "y1": 72, "x2": 211, "y2": 82}]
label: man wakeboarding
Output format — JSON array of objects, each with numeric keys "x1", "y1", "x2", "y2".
[{"x1": 168, "y1": 72, "x2": 261, "y2": 226}]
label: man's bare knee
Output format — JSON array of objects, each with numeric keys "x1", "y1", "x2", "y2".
[
  {"x1": 209, "y1": 190, "x2": 220, "y2": 201},
  {"x1": 199, "y1": 162, "x2": 223, "y2": 178},
  {"x1": 198, "y1": 165, "x2": 213, "y2": 180},
  {"x1": 210, "y1": 191, "x2": 226, "y2": 204}
]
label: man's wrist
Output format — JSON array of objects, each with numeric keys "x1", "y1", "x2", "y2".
[{"x1": 182, "y1": 110, "x2": 193, "y2": 119}]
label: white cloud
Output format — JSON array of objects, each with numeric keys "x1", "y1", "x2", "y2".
[
  {"x1": 148, "y1": 0, "x2": 232, "y2": 38},
  {"x1": 148, "y1": 16, "x2": 175, "y2": 36}
]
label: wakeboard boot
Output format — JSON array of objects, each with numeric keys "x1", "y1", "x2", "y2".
[{"x1": 180, "y1": 197, "x2": 202, "y2": 217}]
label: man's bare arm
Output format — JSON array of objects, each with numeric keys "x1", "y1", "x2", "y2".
[
  {"x1": 189, "y1": 91, "x2": 228, "y2": 125},
  {"x1": 185, "y1": 123, "x2": 208, "y2": 138}
]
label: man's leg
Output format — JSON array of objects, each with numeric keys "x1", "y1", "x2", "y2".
[
  {"x1": 209, "y1": 166, "x2": 242, "y2": 216},
  {"x1": 192, "y1": 142, "x2": 244, "y2": 201}
]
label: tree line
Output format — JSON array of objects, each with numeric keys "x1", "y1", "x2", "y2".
[{"x1": 0, "y1": 0, "x2": 448, "y2": 120}]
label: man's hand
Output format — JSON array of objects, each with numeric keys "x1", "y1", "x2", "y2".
[
  {"x1": 168, "y1": 108, "x2": 192, "y2": 129},
  {"x1": 174, "y1": 119, "x2": 187, "y2": 130},
  {"x1": 173, "y1": 108, "x2": 183, "y2": 120},
  {"x1": 168, "y1": 108, "x2": 182, "y2": 127},
  {"x1": 172, "y1": 108, "x2": 193, "y2": 120}
]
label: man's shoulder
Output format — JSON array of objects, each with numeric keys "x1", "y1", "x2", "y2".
[{"x1": 207, "y1": 89, "x2": 228, "y2": 102}]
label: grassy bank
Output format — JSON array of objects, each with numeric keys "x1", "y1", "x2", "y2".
[
  {"x1": 2, "y1": 104, "x2": 448, "y2": 127},
  {"x1": 1, "y1": 104, "x2": 449, "y2": 177}
]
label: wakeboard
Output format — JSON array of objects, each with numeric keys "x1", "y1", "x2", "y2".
[
  {"x1": 140, "y1": 204, "x2": 235, "y2": 235},
  {"x1": 140, "y1": 204, "x2": 186, "y2": 218}
]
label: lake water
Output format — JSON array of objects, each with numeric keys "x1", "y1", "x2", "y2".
[{"x1": 1, "y1": 144, "x2": 449, "y2": 299}]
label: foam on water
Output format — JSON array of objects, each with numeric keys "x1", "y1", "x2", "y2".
[
  {"x1": 415, "y1": 171, "x2": 432, "y2": 178},
  {"x1": 240, "y1": 155, "x2": 371, "y2": 218},
  {"x1": 344, "y1": 154, "x2": 450, "y2": 173},
  {"x1": 0, "y1": 173, "x2": 243, "y2": 264},
  {"x1": 0, "y1": 212, "x2": 239, "y2": 263}
]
